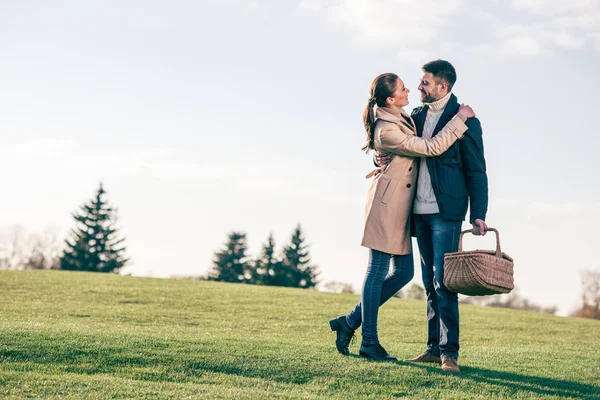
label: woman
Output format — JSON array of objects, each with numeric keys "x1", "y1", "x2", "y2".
[{"x1": 329, "y1": 73, "x2": 474, "y2": 361}]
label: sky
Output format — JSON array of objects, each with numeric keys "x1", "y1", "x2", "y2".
[{"x1": 1, "y1": 0, "x2": 599, "y2": 316}]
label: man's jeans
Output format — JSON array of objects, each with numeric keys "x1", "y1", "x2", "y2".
[
  {"x1": 414, "y1": 213, "x2": 462, "y2": 359},
  {"x1": 346, "y1": 249, "x2": 414, "y2": 345}
]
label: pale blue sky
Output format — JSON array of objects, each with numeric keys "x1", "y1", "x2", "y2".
[{"x1": 1, "y1": 0, "x2": 599, "y2": 315}]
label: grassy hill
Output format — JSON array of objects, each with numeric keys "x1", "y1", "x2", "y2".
[{"x1": 0, "y1": 270, "x2": 598, "y2": 399}]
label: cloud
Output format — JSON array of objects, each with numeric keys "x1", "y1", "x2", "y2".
[
  {"x1": 587, "y1": 32, "x2": 600, "y2": 50},
  {"x1": 0, "y1": 139, "x2": 344, "y2": 203},
  {"x1": 1, "y1": 138, "x2": 77, "y2": 161},
  {"x1": 493, "y1": 198, "x2": 600, "y2": 217},
  {"x1": 299, "y1": 0, "x2": 324, "y2": 11},
  {"x1": 494, "y1": 0, "x2": 597, "y2": 55},
  {"x1": 498, "y1": 33, "x2": 546, "y2": 56},
  {"x1": 300, "y1": 0, "x2": 600, "y2": 56},
  {"x1": 300, "y1": 0, "x2": 464, "y2": 47},
  {"x1": 496, "y1": 27, "x2": 588, "y2": 56},
  {"x1": 528, "y1": 201, "x2": 584, "y2": 216},
  {"x1": 395, "y1": 48, "x2": 435, "y2": 65},
  {"x1": 510, "y1": 0, "x2": 599, "y2": 17},
  {"x1": 547, "y1": 31, "x2": 586, "y2": 49},
  {"x1": 494, "y1": 197, "x2": 519, "y2": 207}
]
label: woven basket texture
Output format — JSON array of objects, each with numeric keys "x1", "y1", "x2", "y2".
[{"x1": 443, "y1": 228, "x2": 514, "y2": 296}]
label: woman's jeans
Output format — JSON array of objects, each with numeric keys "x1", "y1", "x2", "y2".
[{"x1": 346, "y1": 249, "x2": 414, "y2": 345}]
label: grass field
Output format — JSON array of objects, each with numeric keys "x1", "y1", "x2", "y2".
[{"x1": 0, "y1": 270, "x2": 598, "y2": 399}]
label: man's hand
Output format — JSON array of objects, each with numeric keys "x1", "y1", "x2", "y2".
[
  {"x1": 472, "y1": 219, "x2": 488, "y2": 236},
  {"x1": 374, "y1": 151, "x2": 394, "y2": 167}
]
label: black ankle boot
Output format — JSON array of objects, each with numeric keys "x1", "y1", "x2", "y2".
[
  {"x1": 329, "y1": 316, "x2": 355, "y2": 355},
  {"x1": 359, "y1": 343, "x2": 397, "y2": 361}
]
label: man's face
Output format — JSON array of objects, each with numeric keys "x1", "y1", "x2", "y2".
[{"x1": 418, "y1": 72, "x2": 446, "y2": 103}]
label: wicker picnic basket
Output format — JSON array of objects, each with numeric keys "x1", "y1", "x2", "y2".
[{"x1": 443, "y1": 228, "x2": 514, "y2": 296}]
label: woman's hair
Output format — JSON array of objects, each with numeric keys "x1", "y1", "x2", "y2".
[{"x1": 362, "y1": 73, "x2": 399, "y2": 152}]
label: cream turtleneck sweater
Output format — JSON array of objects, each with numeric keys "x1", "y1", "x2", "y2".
[{"x1": 413, "y1": 92, "x2": 452, "y2": 214}]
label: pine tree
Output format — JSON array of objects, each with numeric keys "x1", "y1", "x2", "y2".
[
  {"x1": 60, "y1": 183, "x2": 129, "y2": 273},
  {"x1": 253, "y1": 233, "x2": 280, "y2": 285},
  {"x1": 209, "y1": 232, "x2": 251, "y2": 283},
  {"x1": 280, "y1": 224, "x2": 318, "y2": 288}
]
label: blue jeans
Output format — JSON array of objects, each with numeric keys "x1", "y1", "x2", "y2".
[
  {"x1": 414, "y1": 213, "x2": 462, "y2": 359},
  {"x1": 346, "y1": 249, "x2": 414, "y2": 345}
]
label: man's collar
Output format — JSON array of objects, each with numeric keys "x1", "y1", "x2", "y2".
[{"x1": 424, "y1": 92, "x2": 452, "y2": 112}]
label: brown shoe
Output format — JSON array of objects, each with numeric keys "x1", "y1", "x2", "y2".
[
  {"x1": 403, "y1": 351, "x2": 442, "y2": 364},
  {"x1": 441, "y1": 355, "x2": 460, "y2": 373}
]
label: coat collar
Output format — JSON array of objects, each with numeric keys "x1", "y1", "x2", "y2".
[
  {"x1": 376, "y1": 107, "x2": 416, "y2": 133},
  {"x1": 412, "y1": 93, "x2": 459, "y2": 137}
]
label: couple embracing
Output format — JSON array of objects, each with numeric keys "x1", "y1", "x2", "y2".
[{"x1": 330, "y1": 60, "x2": 488, "y2": 373}]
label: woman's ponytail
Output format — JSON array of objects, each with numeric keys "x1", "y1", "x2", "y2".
[
  {"x1": 362, "y1": 98, "x2": 377, "y2": 152},
  {"x1": 361, "y1": 74, "x2": 399, "y2": 152}
]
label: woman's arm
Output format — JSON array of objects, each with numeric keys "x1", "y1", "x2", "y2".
[
  {"x1": 377, "y1": 115, "x2": 467, "y2": 157},
  {"x1": 377, "y1": 104, "x2": 475, "y2": 157}
]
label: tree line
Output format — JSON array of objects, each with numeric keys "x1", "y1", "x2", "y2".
[
  {"x1": 208, "y1": 225, "x2": 319, "y2": 289},
  {"x1": 0, "y1": 182, "x2": 320, "y2": 290},
  {"x1": 0, "y1": 183, "x2": 128, "y2": 273},
  {"x1": 1, "y1": 183, "x2": 599, "y2": 319}
]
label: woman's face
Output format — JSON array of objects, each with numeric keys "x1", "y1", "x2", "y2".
[{"x1": 386, "y1": 78, "x2": 410, "y2": 109}]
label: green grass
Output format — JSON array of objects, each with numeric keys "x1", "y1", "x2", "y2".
[{"x1": 0, "y1": 271, "x2": 598, "y2": 399}]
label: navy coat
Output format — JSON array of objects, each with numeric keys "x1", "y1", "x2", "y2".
[{"x1": 411, "y1": 94, "x2": 488, "y2": 222}]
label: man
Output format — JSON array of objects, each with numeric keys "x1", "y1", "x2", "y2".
[{"x1": 376, "y1": 59, "x2": 488, "y2": 373}]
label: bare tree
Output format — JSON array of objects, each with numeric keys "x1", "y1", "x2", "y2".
[
  {"x1": 460, "y1": 288, "x2": 557, "y2": 315},
  {"x1": 24, "y1": 227, "x2": 62, "y2": 270},
  {"x1": 0, "y1": 225, "x2": 62, "y2": 270},
  {"x1": 0, "y1": 225, "x2": 27, "y2": 269},
  {"x1": 574, "y1": 270, "x2": 600, "y2": 319},
  {"x1": 322, "y1": 281, "x2": 355, "y2": 294},
  {"x1": 395, "y1": 283, "x2": 426, "y2": 300}
]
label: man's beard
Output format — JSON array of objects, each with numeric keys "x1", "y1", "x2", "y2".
[{"x1": 420, "y1": 91, "x2": 439, "y2": 103}]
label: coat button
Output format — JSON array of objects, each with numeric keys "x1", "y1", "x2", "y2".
[
  {"x1": 408, "y1": 167, "x2": 413, "y2": 171},
  {"x1": 406, "y1": 184, "x2": 411, "y2": 188}
]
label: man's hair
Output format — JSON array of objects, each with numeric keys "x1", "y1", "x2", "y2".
[{"x1": 422, "y1": 59, "x2": 457, "y2": 91}]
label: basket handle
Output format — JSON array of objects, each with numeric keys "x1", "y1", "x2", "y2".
[{"x1": 458, "y1": 228, "x2": 502, "y2": 258}]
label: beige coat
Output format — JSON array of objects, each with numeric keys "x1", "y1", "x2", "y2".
[{"x1": 361, "y1": 107, "x2": 468, "y2": 255}]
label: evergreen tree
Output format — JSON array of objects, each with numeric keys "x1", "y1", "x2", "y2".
[
  {"x1": 209, "y1": 232, "x2": 251, "y2": 283},
  {"x1": 60, "y1": 183, "x2": 128, "y2": 273},
  {"x1": 252, "y1": 233, "x2": 280, "y2": 285},
  {"x1": 280, "y1": 224, "x2": 318, "y2": 288}
]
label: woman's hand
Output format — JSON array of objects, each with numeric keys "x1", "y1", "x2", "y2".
[{"x1": 457, "y1": 104, "x2": 475, "y2": 120}]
